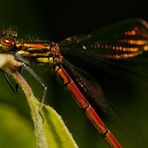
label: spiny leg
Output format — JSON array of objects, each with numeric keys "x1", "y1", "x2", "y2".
[
  {"x1": 15, "y1": 53, "x2": 48, "y2": 105},
  {"x1": 0, "y1": 69, "x2": 19, "y2": 92},
  {"x1": 21, "y1": 63, "x2": 47, "y2": 106},
  {"x1": 15, "y1": 53, "x2": 30, "y2": 65},
  {"x1": 16, "y1": 65, "x2": 24, "y2": 91}
]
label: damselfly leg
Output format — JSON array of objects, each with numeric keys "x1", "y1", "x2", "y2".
[
  {"x1": 14, "y1": 53, "x2": 48, "y2": 105},
  {"x1": 0, "y1": 69, "x2": 19, "y2": 92},
  {"x1": 21, "y1": 63, "x2": 47, "y2": 105},
  {"x1": 1, "y1": 18, "x2": 148, "y2": 147}
]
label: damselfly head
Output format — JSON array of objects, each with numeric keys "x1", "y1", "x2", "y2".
[
  {"x1": 1, "y1": 27, "x2": 17, "y2": 40},
  {"x1": 0, "y1": 27, "x2": 17, "y2": 52}
]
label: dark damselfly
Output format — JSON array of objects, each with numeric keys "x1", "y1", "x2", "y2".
[{"x1": 0, "y1": 18, "x2": 148, "y2": 148}]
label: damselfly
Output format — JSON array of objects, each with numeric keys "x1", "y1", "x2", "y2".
[{"x1": 0, "y1": 18, "x2": 148, "y2": 148}]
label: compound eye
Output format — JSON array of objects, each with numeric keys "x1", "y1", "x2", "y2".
[
  {"x1": 11, "y1": 31, "x2": 17, "y2": 38},
  {"x1": 0, "y1": 37, "x2": 15, "y2": 51},
  {"x1": 12, "y1": 32, "x2": 17, "y2": 38},
  {"x1": 2, "y1": 29, "x2": 17, "y2": 39}
]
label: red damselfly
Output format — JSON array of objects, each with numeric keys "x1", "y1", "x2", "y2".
[{"x1": 0, "y1": 18, "x2": 148, "y2": 148}]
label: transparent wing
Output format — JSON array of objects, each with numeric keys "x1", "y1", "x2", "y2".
[
  {"x1": 62, "y1": 58, "x2": 117, "y2": 118},
  {"x1": 59, "y1": 19, "x2": 148, "y2": 85},
  {"x1": 62, "y1": 58, "x2": 148, "y2": 148},
  {"x1": 60, "y1": 18, "x2": 148, "y2": 60}
]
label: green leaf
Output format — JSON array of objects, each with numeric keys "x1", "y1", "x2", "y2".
[
  {"x1": 1, "y1": 55, "x2": 78, "y2": 148},
  {"x1": 0, "y1": 104, "x2": 35, "y2": 148},
  {"x1": 30, "y1": 101, "x2": 78, "y2": 148},
  {"x1": 19, "y1": 74, "x2": 78, "y2": 148}
]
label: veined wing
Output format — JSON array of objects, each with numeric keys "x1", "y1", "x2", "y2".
[
  {"x1": 59, "y1": 19, "x2": 148, "y2": 85},
  {"x1": 59, "y1": 18, "x2": 148, "y2": 61},
  {"x1": 62, "y1": 59, "x2": 148, "y2": 148},
  {"x1": 62, "y1": 58, "x2": 116, "y2": 117}
]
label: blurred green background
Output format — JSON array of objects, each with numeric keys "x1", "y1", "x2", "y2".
[{"x1": 0, "y1": 0, "x2": 148, "y2": 148}]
